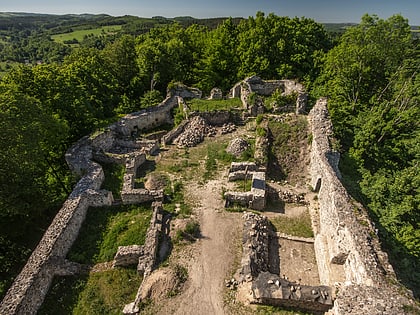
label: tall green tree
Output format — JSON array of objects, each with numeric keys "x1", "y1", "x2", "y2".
[
  {"x1": 196, "y1": 17, "x2": 239, "y2": 92},
  {"x1": 237, "y1": 12, "x2": 331, "y2": 84},
  {"x1": 315, "y1": 14, "x2": 412, "y2": 148}
]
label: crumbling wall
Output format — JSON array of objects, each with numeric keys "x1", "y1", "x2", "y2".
[
  {"x1": 225, "y1": 163, "x2": 266, "y2": 211},
  {"x1": 115, "y1": 96, "x2": 180, "y2": 137},
  {"x1": 122, "y1": 202, "x2": 164, "y2": 315},
  {"x1": 0, "y1": 140, "x2": 113, "y2": 314},
  {"x1": 239, "y1": 212, "x2": 271, "y2": 282},
  {"x1": 309, "y1": 98, "x2": 416, "y2": 314},
  {"x1": 239, "y1": 213, "x2": 333, "y2": 314},
  {"x1": 230, "y1": 76, "x2": 307, "y2": 114},
  {"x1": 0, "y1": 95, "x2": 180, "y2": 315},
  {"x1": 113, "y1": 201, "x2": 163, "y2": 274}
]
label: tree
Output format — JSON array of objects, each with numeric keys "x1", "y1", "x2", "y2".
[
  {"x1": 315, "y1": 14, "x2": 412, "y2": 148},
  {"x1": 197, "y1": 18, "x2": 239, "y2": 92},
  {"x1": 237, "y1": 12, "x2": 331, "y2": 84}
]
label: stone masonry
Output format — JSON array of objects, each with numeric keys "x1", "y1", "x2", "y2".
[
  {"x1": 230, "y1": 75, "x2": 307, "y2": 114},
  {"x1": 224, "y1": 162, "x2": 267, "y2": 211},
  {"x1": 239, "y1": 212, "x2": 333, "y2": 313},
  {"x1": 309, "y1": 98, "x2": 416, "y2": 314},
  {"x1": 0, "y1": 96, "x2": 179, "y2": 315}
]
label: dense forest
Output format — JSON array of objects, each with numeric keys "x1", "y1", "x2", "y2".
[{"x1": 0, "y1": 11, "x2": 418, "y2": 300}]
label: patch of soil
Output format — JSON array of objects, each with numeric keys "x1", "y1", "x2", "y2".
[
  {"x1": 144, "y1": 179, "x2": 242, "y2": 315},
  {"x1": 139, "y1": 267, "x2": 180, "y2": 301}
]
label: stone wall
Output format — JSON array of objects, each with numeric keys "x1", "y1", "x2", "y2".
[
  {"x1": 309, "y1": 98, "x2": 416, "y2": 314},
  {"x1": 225, "y1": 162, "x2": 266, "y2": 211},
  {"x1": 239, "y1": 212, "x2": 271, "y2": 282},
  {"x1": 230, "y1": 76, "x2": 307, "y2": 114},
  {"x1": 0, "y1": 141, "x2": 113, "y2": 314},
  {"x1": 0, "y1": 95, "x2": 181, "y2": 315},
  {"x1": 115, "y1": 96, "x2": 180, "y2": 137},
  {"x1": 239, "y1": 213, "x2": 333, "y2": 314}
]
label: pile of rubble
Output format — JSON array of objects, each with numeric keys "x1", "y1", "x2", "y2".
[
  {"x1": 221, "y1": 122, "x2": 236, "y2": 134},
  {"x1": 174, "y1": 116, "x2": 214, "y2": 147},
  {"x1": 279, "y1": 190, "x2": 307, "y2": 205},
  {"x1": 226, "y1": 137, "x2": 249, "y2": 157}
]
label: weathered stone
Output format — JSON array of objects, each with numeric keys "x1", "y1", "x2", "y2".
[
  {"x1": 226, "y1": 137, "x2": 249, "y2": 157},
  {"x1": 208, "y1": 87, "x2": 223, "y2": 100},
  {"x1": 309, "y1": 98, "x2": 417, "y2": 314}
]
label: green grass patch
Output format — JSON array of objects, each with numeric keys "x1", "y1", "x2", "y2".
[
  {"x1": 68, "y1": 204, "x2": 152, "y2": 264},
  {"x1": 234, "y1": 179, "x2": 252, "y2": 192},
  {"x1": 256, "y1": 305, "x2": 312, "y2": 315},
  {"x1": 39, "y1": 268, "x2": 141, "y2": 315},
  {"x1": 163, "y1": 180, "x2": 191, "y2": 217},
  {"x1": 187, "y1": 98, "x2": 242, "y2": 112},
  {"x1": 101, "y1": 163, "x2": 125, "y2": 199},
  {"x1": 203, "y1": 142, "x2": 235, "y2": 180},
  {"x1": 270, "y1": 210, "x2": 314, "y2": 238},
  {"x1": 51, "y1": 25, "x2": 122, "y2": 44}
]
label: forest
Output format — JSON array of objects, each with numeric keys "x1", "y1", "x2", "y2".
[{"x1": 0, "y1": 11, "x2": 418, "y2": 300}]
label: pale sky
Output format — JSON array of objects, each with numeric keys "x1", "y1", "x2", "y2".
[{"x1": 1, "y1": 0, "x2": 419, "y2": 25}]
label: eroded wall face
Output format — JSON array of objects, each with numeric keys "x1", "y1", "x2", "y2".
[{"x1": 309, "y1": 98, "x2": 415, "y2": 314}]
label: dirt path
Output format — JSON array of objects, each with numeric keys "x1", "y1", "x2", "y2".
[{"x1": 156, "y1": 179, "x2": 242, "y2": 315}]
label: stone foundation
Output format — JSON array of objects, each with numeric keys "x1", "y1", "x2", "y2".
[
  {"x1": 225, "y1": 162, "x2": 266, "y2": 211},
  {"x1": 0, "y1": 96, "x2": 179, "y2": 315}
]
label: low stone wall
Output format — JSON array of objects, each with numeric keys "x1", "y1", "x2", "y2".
[
  {"x1": 309, "y1": 98, "x2": 416, "y2": 314},
  {"x1": 161, "y1": 120, "x2": 189, "y2": 145},
  {"x1": 251, "y1": 272, "x2": 333, "y2": 313},
  {"x1": 239, "y1": 212, "x2": 333, "y2": 314},
  {"x1": 113, "y1": 201, "x2": 163, "y2": 273},
  {"x1": 225, "y1": 162, "x2": 266, "y2": 211},
  {"x1": 122, "y1": 202, "x2": 164, "y2": 315}
]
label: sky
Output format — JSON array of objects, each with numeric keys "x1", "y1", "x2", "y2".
[{"x1": 1, "y1": 0, "x2": 419, "y2": 25}]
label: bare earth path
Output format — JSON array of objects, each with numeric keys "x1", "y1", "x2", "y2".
[{"x1": 155, "y1": 178, "x2": 242, "y2": 315}]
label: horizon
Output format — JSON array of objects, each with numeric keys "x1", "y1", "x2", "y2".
[{"x1": 0, "y1": 0, "x2": 419, "y2": 25}]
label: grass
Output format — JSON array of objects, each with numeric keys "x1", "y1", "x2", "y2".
[
  {"x1": 256, "y1": 305, "x2": 313, "y2": 315},
  {"x1": 51, "y1": 25, "x2": 122, "y2": 44},
  {"x1": 234, "y1": 179, "x2": 252, "y2": 192},
  {"x1": 270, "y1": 210, "x2": 314, "y2": 238},
  {"x1": 39, "y1": 268, "x2": 141, "y2": 315},
  {"x1": 163, "y1": 180, "x2": 191, "y2": 217},
  {"x1": 101, "y1": 163, "x2": 125, "y2": 199},
  {"x1": 203, "y1": 142, "x2": 235, "y2": 180},
  {"x1": 68, "y1": 204, "x2": 152, "y2": 264},
  {"x1": 186, "y1": 98, "x2": 242, "y2": 112},
  {"x1": 40, "y1": 203, "x2": 150, "y2": 313}
]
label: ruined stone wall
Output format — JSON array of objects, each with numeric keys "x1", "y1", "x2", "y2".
[
  {"x1": 115, "y1": 96, "x2": 180, "y2": 137},
  {"x1": 0, "y1": 147, "x2": 113, "y2": 314},
  {"x1": 0, "y1": 95, "x2": 180, "y2": 315},
  {"x1": 309, "y1": 98, "x2": 415, "y2": 314},
  {"x1": 230, "y1": 76, "x2": 307, "y2": 114}
]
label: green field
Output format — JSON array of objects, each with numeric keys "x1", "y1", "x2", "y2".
[{"x1": 51, "y1": 25, "x2": 122, "y2": 43}]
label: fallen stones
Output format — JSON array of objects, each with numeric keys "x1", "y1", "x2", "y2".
[
  {"x1": 278, "y1": 190, "x2": 307, "y2": 205},
  {"x1": 221, "y1": 122, "x2": 236, "y2": 134},
  {"x1": 174, "y1": 116, "x2": 207, "y2": 147},
  {"x1": 239, "y1": 212, "x2": 272, "y2": 282},
  {"x1": 226, "y1": 137, "x2": 249, "y2": 157}
]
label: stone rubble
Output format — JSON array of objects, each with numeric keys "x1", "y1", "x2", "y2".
[
  {"x1": 174, "y1": 116, "x2": 208, "y2": 148},
  {"x1": 220, "y1": 122, "x2": 236, "y2": 134},
  {"x1": 226, "y1": 137, "x2": 249, "y2": 157},
  {"x1": 278, "y1": 190, "x2": 308, "y2": 205}
]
